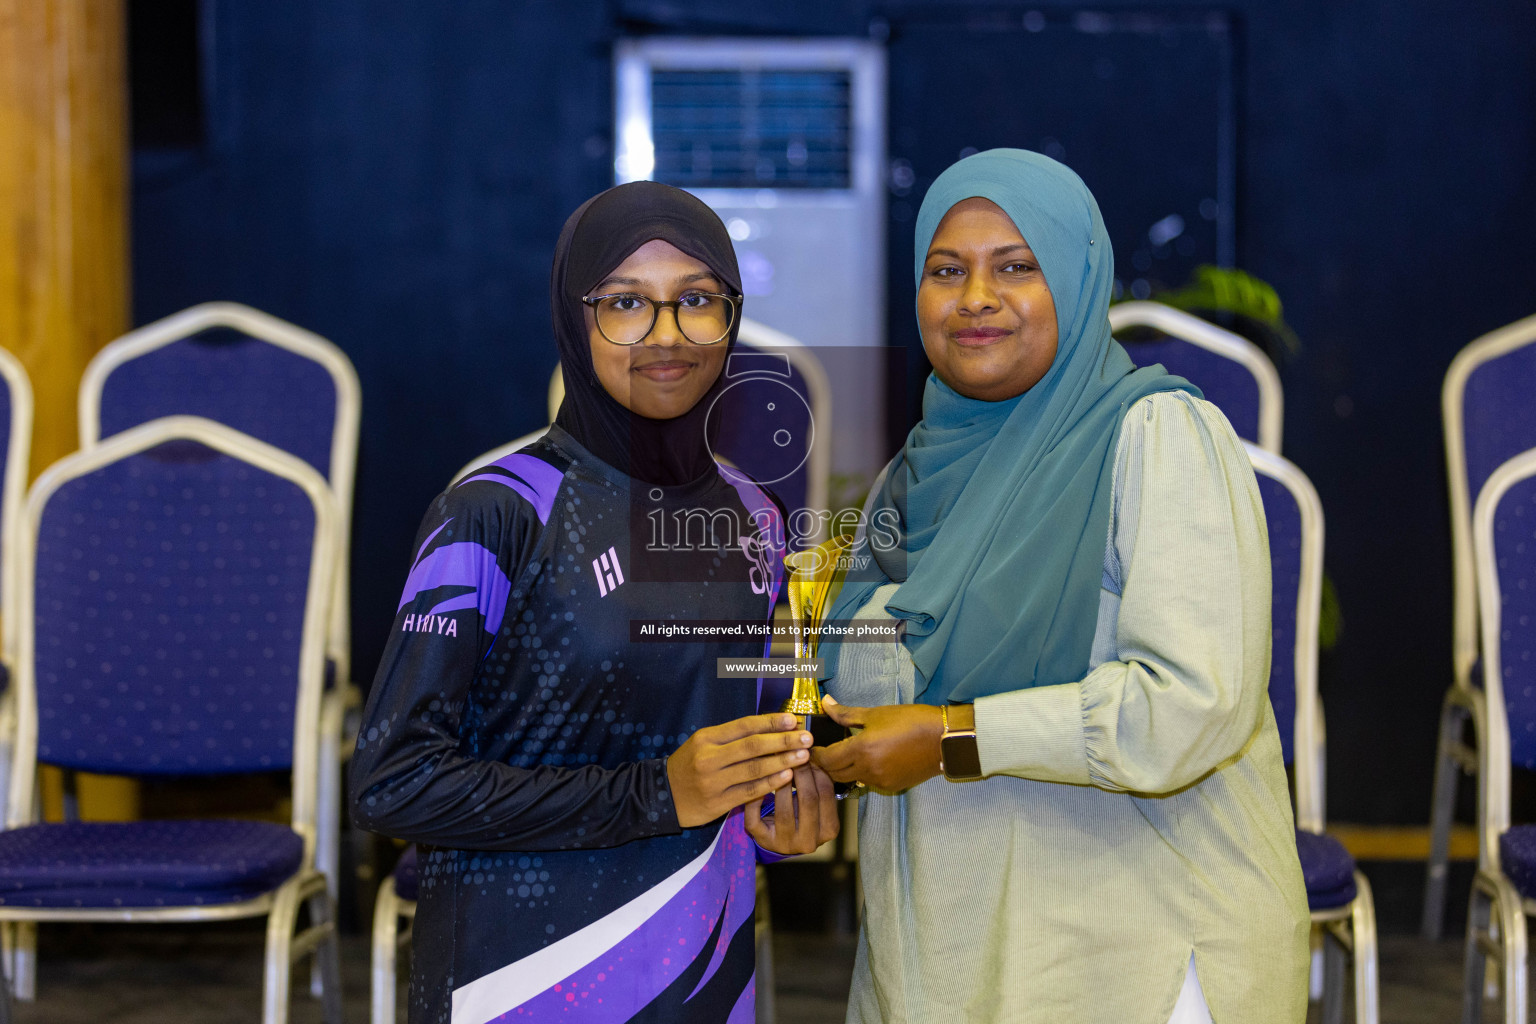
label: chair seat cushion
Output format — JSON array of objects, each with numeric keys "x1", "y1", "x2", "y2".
[
  {"x1": 1295, "y1": 830, "x2": 1357, "y2": 910},
  {"x1": 0, "y1": 819, "x2": 303, "y2": 908},
  {"x1": 1500, "y1": 825, "x2": 1536, "y2": 899},
  {"x1": 393, "y1": 845, "x2": 418, "y2": 902}
]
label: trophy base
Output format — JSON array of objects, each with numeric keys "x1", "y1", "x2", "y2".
[{"x1": 782, "y1": 697, "x2": 823, "y2": 717}]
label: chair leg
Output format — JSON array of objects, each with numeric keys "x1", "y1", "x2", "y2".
[
  {"x1": 10, "y1": 924, "x2": 35, "y2": 1002},
  {"x1": 317, "y1": 695, "x2": 343, "y2": 906},
  {"x1": 0, "y1": 924, "x2": 13, "y2": 1024},
  {"x1": 308, "y1": 889, "x2": 344, "y2": 1024},
  {"x1": 312, "y1": 693, "x2": 343, "y2": 998},
  {"x1": 1427, "y1": 696, "x2": 1470, "y2": 940},
  {"x1": 1351, "y1": 872, "x2": 1380, "y2": 1024},
  {"x1": 1497, "y1": 879, "x2": 1528, "y2": 1024},
  {"x1": 1321, "y1": 927, "x2": 1346, "y2": 1024},
  {"x1": 372, "y1": 879, "x2": 401, "y2": 1024},
  {"x1": 1465, "y1": 875, "x2": 1494, "y2": 1024}
]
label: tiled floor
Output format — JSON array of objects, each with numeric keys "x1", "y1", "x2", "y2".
[
  {"x1": 0, "y1": 921, "x2": 1499, "y2": 1024},
  {"x1": 0, "y1": 858, "x2": 1508, "y2": 1024}
]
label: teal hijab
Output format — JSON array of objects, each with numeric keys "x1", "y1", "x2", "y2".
[{"x1": 825, "y1": 149, "x2": 1197, "y2": 705}]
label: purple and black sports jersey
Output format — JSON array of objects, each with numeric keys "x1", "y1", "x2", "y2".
[{"x1": 351, "y1": 425, "x2": 784, "y2": 1024}]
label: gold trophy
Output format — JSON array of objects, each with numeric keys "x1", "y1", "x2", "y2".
[{"x1": 781, "y1": 535, "x2": 854, "y2": 737}]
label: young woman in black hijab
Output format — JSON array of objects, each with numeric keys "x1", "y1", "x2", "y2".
[{"x1": 352, "y1": 181, "x2": 837, "y2": 1024}]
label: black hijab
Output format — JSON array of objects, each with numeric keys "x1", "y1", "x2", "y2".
[{"x1": 551, "y1": 181, "x2": 743, "y2": 486}]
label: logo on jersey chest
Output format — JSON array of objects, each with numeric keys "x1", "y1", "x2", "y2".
[{"x1": 593, "y1": 545, "x2": 625, "y2": 597}]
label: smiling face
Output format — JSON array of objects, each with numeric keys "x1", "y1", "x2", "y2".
[
  {"x1": 917, "y1": 197, "x2": 1059, "y2": 402},
  {"x1": 585, "y1": 238, "x2": 731, "y2": 420}
]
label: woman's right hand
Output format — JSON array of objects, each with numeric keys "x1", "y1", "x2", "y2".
[{"x1": 667, "y1": 713, "x2": 813, "y2": 827}]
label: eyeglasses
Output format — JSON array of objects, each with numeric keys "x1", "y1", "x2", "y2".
[{"x1": 580, "y1": 291, "x2": 739, "y2": 346}]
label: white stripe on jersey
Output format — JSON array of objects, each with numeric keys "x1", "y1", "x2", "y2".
[{"x1": 450, "y1": 826, "x2": 722, "y2": 1024}]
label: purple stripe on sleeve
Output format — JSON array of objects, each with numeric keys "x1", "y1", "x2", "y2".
[
  {"x1": 428, "y1": 593, "x2": 479, "y2": 617},
  {"x1": 396, "y1": 542, "x2": 512, "y2": 635},
  {"x1": 460, "y1": 452, "x2": 564, "y2": 525},
  {"x1": 479, "y1": 814, "x2": 755, "y2": 1023},
  {"x1": 458, "y1": 475, "x2": 548, "y2": 522},
  {"x1": 413, "y1": 518, "x2": 453, "y2": 570}
]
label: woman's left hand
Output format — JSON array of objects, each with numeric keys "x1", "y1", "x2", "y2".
[
  {"x1": 745, "y1": 763, "x2": 840, "y2": 855},
  {"x1": 812, "y1": 696, "x2": 945, "y2": 792}
]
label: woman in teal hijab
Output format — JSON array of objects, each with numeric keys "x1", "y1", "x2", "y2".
[{"x1": 814, "y1": 150, "x2": 1309, "y2": 1022}]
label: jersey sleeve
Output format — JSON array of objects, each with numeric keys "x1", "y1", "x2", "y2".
[
  {"x1": 349, "y1": 479, "x2": 683, "y2": 851},
  {"x1": 972, "y1": 391, "x2": 1273, "y2": 795}
]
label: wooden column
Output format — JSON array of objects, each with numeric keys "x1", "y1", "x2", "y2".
[
  {"x1": 0, "y1": 0, "x2": 135, "y2": 820},
  {"x1": 0, "y1": 0, "x2": 129, "y2": 471}
]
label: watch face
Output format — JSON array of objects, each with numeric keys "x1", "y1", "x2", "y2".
[{"x1": 941, "y1": 733, "x2": 982, "y2": 780}]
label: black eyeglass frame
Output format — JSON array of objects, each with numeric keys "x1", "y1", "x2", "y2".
[{"x1": 579, "y1": 291, "x2": 741, "y2": 346}]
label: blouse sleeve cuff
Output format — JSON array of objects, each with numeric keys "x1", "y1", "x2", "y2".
[{"x1": 974, "y1": 683, "x2": 1091, "y2": 785}]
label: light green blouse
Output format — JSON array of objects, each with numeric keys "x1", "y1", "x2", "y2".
[{"x1": 828, "y1": 391, "x2": 1310, "y2": 1024}]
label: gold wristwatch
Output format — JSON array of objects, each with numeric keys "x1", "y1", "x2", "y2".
[{"x1": 940, "y1": 704, "x2": 982, "y2": 782}]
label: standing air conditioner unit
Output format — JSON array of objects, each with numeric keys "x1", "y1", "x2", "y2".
[{"x1": 615, "y1": 38, "x2": 887, "y2": 485}]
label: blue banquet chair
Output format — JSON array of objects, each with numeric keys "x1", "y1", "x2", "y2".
[
  {"x1": 0, "y1": 416, "x2": 342, "y2": 1023},
  {"x1": 1249, "y1": 444, "x2": 1378, "y2": 1024},
  {"x1": 1426, "y1": 312, "x2": 1536, "y2": 939},
  {"x1": 1461, "y1": 445, "x2": 1536, "y2": 1024},
  {"x1": 1110, "y1": 300, "x2": 1283, "y2": 453},
  {"x1": 78, "y1": 302, "x2": 362, "y2": 910}
]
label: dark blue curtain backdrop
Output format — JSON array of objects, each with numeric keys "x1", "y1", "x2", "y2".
[{"x1": 131, "y1": 0, "x2": 1536, "y2": 825}]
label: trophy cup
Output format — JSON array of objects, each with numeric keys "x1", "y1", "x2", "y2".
[{"x1": 781, "y1": 535, "x2": 854, "y2": 747}]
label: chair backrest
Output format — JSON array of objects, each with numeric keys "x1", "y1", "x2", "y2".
[
  {"x1": 0, "y1": 348, "x2": 33, "y2": 665},
  {"x1": 1443, "y1": 313, "x2": 1536, "y2": 692},
  {"x1": 1111, "y1": 301, "x2": 1283, "y2": 453},
  {"x1": 1471, "y1": 445, "x2": 1536, "y2": 868},
  {"x1": 79, "y1": 302, "x2": 360, "y2": 678},
  {"x1": 543, "y1": 318, "x2": 832, "y2": 543},
  {"x1": 1248, "y1": 444, "x2": 1326, "y2": 832},
  {"x1": 10, "y1": 417, "x2": 336, "y2": 850}
]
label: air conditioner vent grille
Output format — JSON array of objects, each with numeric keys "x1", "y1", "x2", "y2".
[{"x1": 651, "y1": 69, "x2": 852, "y2": 190}]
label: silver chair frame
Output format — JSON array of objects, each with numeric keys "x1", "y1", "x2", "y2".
[
  {"x1": 1248, "y1": 444, "x2": 1378, "y2": 1024},
  {"x1": 2, "y1": 416, "x2": 342, "y2": 1023},
  {"x1": 1109, "y1": 301, "x2": 1284, "y2": 453},
  {"x1": 1428, "y1": 313, "x2": 1536, "y2": 939},
  {"x1": 369, "y1": 865, "x2": 415, "y2": 1024},
  {"x1": 0, "y1": 349, "x2": 33, "y2": 831},
  {"x1": 1462, "y1": 445, "x2": 1536, "y2": 1024}
]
